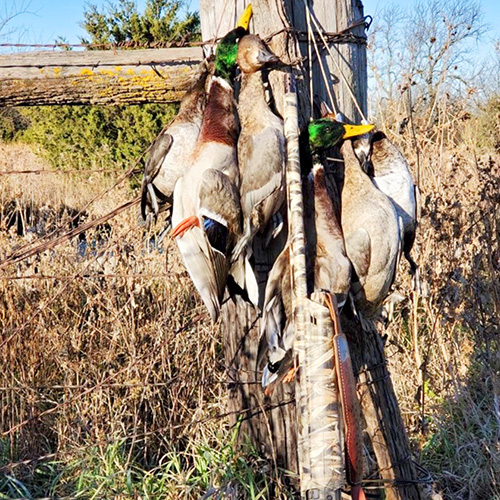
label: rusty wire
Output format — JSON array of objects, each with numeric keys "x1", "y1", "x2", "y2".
[
  {"x1": 0, "y1": 143, "x2": 149, "y2": 269},
  {"x1": 0, "y1": 197, "x2": 140, "y2": 270},
  {"x1": 0, "y1": 16, "x2": 371, "y2": 55},
  {"x1": 0, "y1": 398, "x2": 294, "y2": 474},
  {"x1": 264, "y1": 16, "x2": 372, "y2": 46},
  {"x1": 0, "y1": 328, "x2": 279, "y2": 438},
  {"x1": 0, "y1": 168, "x2": 140, "y2": 176},
  {"x1": 0, "y1": 272, "x2": 170, "y2": 280},
  {"x1": 0, "y1": 39, "x2": 204, "y2": 50},
  {"x1": 0, "y1": 380, "x2": 261, "y2": 392}
]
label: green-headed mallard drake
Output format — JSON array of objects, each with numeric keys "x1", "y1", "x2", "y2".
[
  {"x1": 170, "y1": 9, "x2": 252, "y2": 322},
  {"x1": 339, "y1": 136, "x2": 401, "y2": 325},
  {"x1": 259, "y1": 119, "x2": 371, "y2": 392},
  {"x1": 141, "y1": 62, "x2": 210, "y2": 228},
  {"x1": 230, "y1": 34, "x2": 284, "y2": 305}
]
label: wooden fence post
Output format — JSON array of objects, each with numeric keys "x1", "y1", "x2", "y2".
[{"x1": 199, "y1": 2, "x2": 425, "y2": 499}]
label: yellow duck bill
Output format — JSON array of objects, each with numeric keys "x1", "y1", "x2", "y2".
[
  {"x1": 342, "y1": 123, "x2": 375, "y2": 139},
  {"x1": 236, "y1": 4, "x2": 253, "y2": 30}
]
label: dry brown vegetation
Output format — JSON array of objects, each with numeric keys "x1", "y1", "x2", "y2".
[
  {"x1": 0, "y1": 144, "x2": 255, "y2": 498},
  {"x1": 1, "y1": 0, "x2": 500, "y2": 497},
  {"x1": 1, "y1": 101, "x2": 499, "y2": 498},
  {"x1": 365, "y1": 0, "x2": 500, "y2": 495},
  {"x1": 371, "y1": 99, "x2": 500, "y2": 498}
]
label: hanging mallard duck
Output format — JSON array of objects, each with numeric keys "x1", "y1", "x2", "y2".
[
  {"x1": 230, "y1": 34, "x2": 284, "y2": 306},
  {"x1": 140, "y1": 62, "x2": 210, "y2": 229},
  {"x1": 170, "y1": 7, "x2": 252, "y2": 322},
  {"x1": 338, "y1": 135, "x2": 401, "y2": 327},
  {"x1": 259, "y1": 118, "x2": 372, "y2": 392},
  {"x1": 360, "y1": 131, "x2": 418, "y2": 284}
]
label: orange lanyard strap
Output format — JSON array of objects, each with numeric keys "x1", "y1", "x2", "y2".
[{"x1": 324, "y1": 293, "x2": 366, "y2": 500}]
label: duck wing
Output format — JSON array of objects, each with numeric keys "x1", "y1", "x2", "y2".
[
  {"x1": 259, "y1": 245, "x2": 295, "y2": 392},
  {"x1": 239, "y1": 129, "x2": 285, "y2": 217},
  {"x1": 345, "y1": 228, "x2": 371, "y2": 285},
  {"x1": 310, "y1": 165, "x2": 351, "y2": 303},
  {"x1": 371, "y1": 132, "x2": 418, "y2": 278},
  {"x1": 144, "y1": 130, "x2": 173, "y2": 182},
  {"x1": 198, "y1": 168, "x2": 259, "y2": 307},
  {"x1": 233, "y1": 128, "x2": 285, "y2": 261},
  {"x1": 173, "y1": 169, "x2": 243, "y2": 322},
  {"x1": 198, "y1": 168, "x2": 241, "y2": 244},
  {"x1": 370, "y1": 132, "x2": 417, "y2": 236},
  {"x1": 176, "y1": 223, "x2": 227, "y2": 322},
  {"x1": 141, "y1": 131, "x2": 173, "y2": 221}
]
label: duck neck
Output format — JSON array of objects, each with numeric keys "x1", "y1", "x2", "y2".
[
  {"x1": 198, "y1": 77, "x2": 238, "y2": 146},
  {"x1": 238, "y1": 71, "x2": 269, "y2": 121},
  {"x1": 342, "y1": 141, "x2": 367, "y2": 185},
  {"x1": 177, "y1": 68, "x2": 208, "y2": 122}
]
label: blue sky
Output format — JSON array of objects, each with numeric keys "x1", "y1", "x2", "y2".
[{"x1": 1, "y1": 0, "x2": 499, "y2": 55}]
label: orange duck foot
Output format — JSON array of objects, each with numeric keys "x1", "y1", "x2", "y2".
[
  {"x1": 282, "y1": 366, "x2": 299, "y2": 384},
  {"x1": 351, "y1": 485, "x2": 367, "y2": 500},
  {"x1": 171, "y1": 215, "x2": 200, "y2": 238}
]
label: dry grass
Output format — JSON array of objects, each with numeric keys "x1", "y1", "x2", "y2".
[
  {"x1": 0, "y1": 95, "x2": 499, "y2": 500},
  {"x1": 375, "y1": 101, "x2": 500, "y2": 499},
  {"x1": 0, "y1": 142, "x2": 297, "y2": 499},
  {"x1": 0, "y1": 143, "x2": 274, "y2": 498}
]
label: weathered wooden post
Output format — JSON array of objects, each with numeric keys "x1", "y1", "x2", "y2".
[{"x1": 199, "y1": 2, "x2": 425, "y2": 499}]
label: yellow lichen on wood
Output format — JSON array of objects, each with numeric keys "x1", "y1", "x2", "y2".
[
  {"x1": 0, "y1": 59, "x2": 198, "y2": 105},
  {"x1": 99, "y1": 69, "x2": 116, "y2": 76}
]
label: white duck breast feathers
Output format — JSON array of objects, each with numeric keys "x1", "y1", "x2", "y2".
[{"x1": 370, "y1": 132, "x2": 416, "y2": 229}]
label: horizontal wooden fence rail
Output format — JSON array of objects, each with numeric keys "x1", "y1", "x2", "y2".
[{"x1": 0, "y1": 47, "x2": 203, "y2": 106}]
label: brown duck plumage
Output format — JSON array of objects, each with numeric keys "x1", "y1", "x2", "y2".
[
  {"x1": 259, "y1": 164, "x2": 351, "y2": 391},
  {"x1": 340, "y1": 140, "x2": 400, "y2": 322},
  {"x1": 171, "y1": 31, "x2": 246, "y2": 321},
  {"x1": 230, "y1": 35, "x2": 284, "y2": 304},
  {"x1": 141, "y1": 63, "x2": 209, "y2": 227}
]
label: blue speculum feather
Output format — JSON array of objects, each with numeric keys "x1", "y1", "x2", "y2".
[{"x1": 203, "y1": 217, "x2": 228, "y2": 254}]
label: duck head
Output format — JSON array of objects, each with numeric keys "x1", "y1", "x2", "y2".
[
  {"x1": 214, "y1": 5, "x2": 253, "y2": 82},
  {"x1": 308, "y1": 118, "x2": 374, "y2": 151},
  {"x1": 237, "y1": 34, "x2": 279, "y2": 73}
]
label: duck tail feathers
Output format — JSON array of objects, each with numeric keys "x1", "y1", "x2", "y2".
[{"x1": 229, "y1": 251, "x2": 259, "y2": 307}]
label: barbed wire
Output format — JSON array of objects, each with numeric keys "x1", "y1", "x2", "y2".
[
  {"x1": 0, "y1": 397, "x2": 294, "y2": 474},
  {"x1": 0, "y1": 363, "x2": 280, "y2": 438},
  {"x1": 0, "y1": 211, "x2": 159, "y2": 350},
  {"x1": 0, "y1": 197, "x2": 140, "y2": 269},
  {"x1": 0, "y1": 39, "x2": 204, "y2": 51},
  {"x1": 0, "y1": 16, "x2": 371, "y2": 55},
  {"x1": 0, "y1": 272, "x2": 170, "y2": 280},
  {"x1": 0, "y1": 168, "x2": 141, "y2": 176},
  {"x1": 0, "y1": 379, "x2": 261, "y2": 392},
  {"x1": 264, "y1": 16, "x2": 372, "y2": 46}
]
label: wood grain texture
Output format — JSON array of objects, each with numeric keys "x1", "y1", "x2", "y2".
[
  {"x1": 343, "y1": 316, "x2": 424, "y2": 500},
  {"x1": 0, "y1": 47, "x2": 202, "y2": 106},
  {"x1": 201, "y1": 2, "x2": 424, "y2": 499}
]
